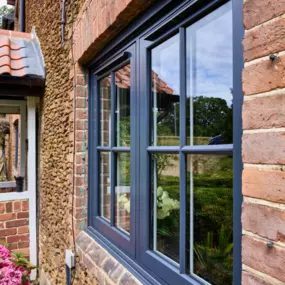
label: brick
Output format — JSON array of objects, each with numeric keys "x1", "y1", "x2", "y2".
[
  {"x1": 75, "y1": 97, "x2": 87, "y2": 110},
  {"x1": 0, "y1": 203, "x2": 4, "y2": 214},
  {"x1": 242, "y1": 236, "x2": 285, "y2": 282},
  {"x1": 243, "y1": 56, "x2": 285, "y2": 96},
  {"x1": 0, "y1": 213, "x2": 16, "y2": 221},
  {"x1": 244, "y1": 0, "x2": 285, "y2": 29},
  {"x1": 75, "y1": 86, "x2": 87, "y2": 98},
  {"x1": 8, "y1": 243, "x2": 18, "y2": 250},
  {"x1": 0, "y1": 222, "x2": 3, "y2": 229},
  {"x1": 242, "y1": 203, "x2": 285, "y2": 241},
  {"x1": 103, "y1": 258, "x2": 116, "y2": 274},
  {"x1": 21, "y1": 201, "x2": 28, "y2": 211},
  {"x1": 17, "y1": 211, "x2": 29, "y2": 219},
  {"x1": 7, "y1": 234, "x2": 29, "y2": 244},
  {"x1": 243, "y1": 168, "x2": 285, "y2": 203},
  {"x1": 242, "y1": 271, "x2": 271, "y2": 285},
  {"x1": 6, "y1": 219, "x2": 28, "y2": 228},
  {"x1": 109, "y1": 264, "x2": 124, "y2": 283},
  {"x1": 119, "y1": 272, "x2": 140, "y2": 285},
  {"x1": 86, "y1": 243, "x2": 107, "y2": 266},
  {"x1": 244, "y1": 17, "x2": 285, "y2": 62},
  {"x1": 76, "y1": 231, "x2": 92, "y2": 252},
  {"x1": 13, "y1": 201, "x2": 21, "y2": 212},
  {"x1": 0, "y1": 228, "x2": 17, "y2": 237},
  {"x1": 243, "y1": 94, "x2": 285, "y2": 130},
  {"x1": 5, "y1": 202, "x2": 12, "y2": 213},
  {"x1": 243, "y1": 132, "x2": 285, "y2": 164},
  {"x1": 76, "y1": 109, "x2": 88, "y2": 120},
  {"x1": 76, "y1": 75, "x2": 86, "y2": 86},
  {"x1": 18, "y1": 226, "x2": 29, "y2": 234},
  {"x1": 18, "y1": 241, "x2": 29, "y2": 249}
]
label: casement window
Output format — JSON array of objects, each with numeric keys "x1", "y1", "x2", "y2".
[{"x1": 89, "y1": 1, "x2": 242, "y2": 285}]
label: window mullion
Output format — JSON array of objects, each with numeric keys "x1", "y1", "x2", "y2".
[
  {"x1": 179, "y1": 26, "x2": 187, "y2": 274},
  {"x1": 110, "y1": 72, "x2": 116, "y2": 226}
]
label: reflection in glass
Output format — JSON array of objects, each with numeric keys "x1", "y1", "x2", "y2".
[
  {"x1": 100, "y1": 152, "x2": 111, "y2": 221},
  {"x1": 0, "y1": 114, "x2": 22, "y2": 193},
  {"x1": 151, "y1": 153, "x2": 180, "y2": 263},
  {"x1": 115, "y1": 65, "x2": 131, "y2": 146},
  {"x1": 151, "y1": 34, "x2": 180, "y2": 146},
  {"x1": 187, "y1": 155, "x2": 233, "y2": 284},
  {"x1": 100, "y1": 75, "x2": 111, "y2": 146},
  {"x1": 115, "y1": 152, "x2": 131, "y2": 233},
  {"x1": 186, "y1": 3, "x2": 233, "y2": 145}
]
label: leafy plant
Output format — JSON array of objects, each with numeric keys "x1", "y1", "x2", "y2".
[
  {"x1": 0, "y1": 245, "x2": 36, "y2": 285},
  {"x1": 194, "y1": 225, "x2": 233, "y2": 285}
]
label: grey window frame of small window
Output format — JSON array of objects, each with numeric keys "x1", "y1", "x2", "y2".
[
  {"x1": 14, "y1": 119, "x2": 19, "y2": 169},
  {"x1": 88, "y1": 0, "x2": 243, "y2": 284},
  {"x1": 89, "y1": 43, "x2": 137, "y2": 257}
]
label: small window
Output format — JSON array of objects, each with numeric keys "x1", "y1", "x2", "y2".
[{"x1": 89, "y1": 1, "x2": 238, "y2": 284}]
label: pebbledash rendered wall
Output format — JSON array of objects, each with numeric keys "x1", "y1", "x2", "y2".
[{"x1": 23, "y1": 0, "x2": 285, "y2": 284}]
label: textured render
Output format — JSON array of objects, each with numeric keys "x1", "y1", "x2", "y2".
[
  {"x1": 24, "y1": 0, "x2": 87, "y2": 283},
  {"x1": 24, "y1": 0, "x2": 154, "y2": 284},
  {"x1": 242, "y1": 0, "x2": 285, "y2": 283}
]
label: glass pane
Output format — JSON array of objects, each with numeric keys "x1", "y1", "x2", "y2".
[
  {"x1": 151, "y1": 153, "x2": 180, "y2": 263},
  {"x1": 0, "y1": 114, "x2": 25, "y2": 193},
  {"x1": 151, "y1": 34, "x2": 180, "y2": 146},
  {"x1": 100, "y1": 75, "x2": 111, "y2": 146},
  {"x1": 100, "y1": 152, "x2": 111, "y2": 221},
  {"x1": 187, "y1": 155, "x2": 233, "y2": 284},
  {"x1": 186, "y1": 3, "x2": 233, "y2": 146},
  {"x1": 115, "y1": 64, "x2": 131, "y2": 147},
  {"x1": 115, "y1": 152, "x2": 131, "y2": 233}
]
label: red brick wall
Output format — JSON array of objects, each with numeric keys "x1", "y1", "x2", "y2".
[
  {"x1": 242, "y1": 0, "x2": 285, "y2": 283},
  {"x1": 0, "y1": 200, "x2": 29, "y2": 257}
]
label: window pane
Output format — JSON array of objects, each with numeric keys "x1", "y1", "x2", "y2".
[
  {"x1": 0, "y1": 114, "x2": 24, "y2": 193},
  {"x1": 115, "y1": 65, "x2": 131, "y2": 147},
  {"x1": 151, "y1": 153, "x2": 180, "y2": 263},
  {"x1": 187, "y1": 155, "x2": 233, "y2": 284},
  {"x1": 100, "y1": 152, "x2": 111, "y2": 221},
  {"x1": 151, "y1": 34, "x2": 180, "y2": 146},
  {"x1": 115, "y1": 152, "x2": 131, "y2": 233},
  {"x1": 186, "y1": 3, "x2": 233, "y2": 146},
  {"x1": 100, "y1": 75, "x2": 111, "y2": 146}
]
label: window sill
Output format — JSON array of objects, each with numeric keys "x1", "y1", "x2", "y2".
[
  {"x1": 76, "y1": 229, "x2": 166, "y2": 285},
  {"x1": 76, "y1": 230, "x2": 142, "y2": 285}
]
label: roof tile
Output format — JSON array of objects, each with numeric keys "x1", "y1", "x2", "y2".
[{"x1": 0, "y1": 29, "x2": 45, "y2": 79}]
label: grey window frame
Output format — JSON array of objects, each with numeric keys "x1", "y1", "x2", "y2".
[{"x1": 88, "y1": 0, "x2": 243, "y2": 284}]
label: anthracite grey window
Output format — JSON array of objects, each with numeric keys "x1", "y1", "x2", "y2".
[{"x1": 89, "y1": 1, "x2": 241, "y2": 285}]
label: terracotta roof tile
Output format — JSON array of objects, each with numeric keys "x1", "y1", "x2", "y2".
[{"x1": 0, "y1": 29, "x2": 45, "y2": 79}]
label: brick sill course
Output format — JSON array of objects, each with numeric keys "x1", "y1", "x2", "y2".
[{"x1": 76, "y1": 231, "x2": 142, "y2": 285}]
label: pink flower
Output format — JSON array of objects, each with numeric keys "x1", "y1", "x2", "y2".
[
  {"x1": 0, "y1": 265, "x2": 23, "y2": 285},
  {"x1": 0, "y1": 246, "x2": 11, "y2": 259}
]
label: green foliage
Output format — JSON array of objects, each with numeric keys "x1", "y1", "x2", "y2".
[
  {"x1": 194, "y1": 225, "x2": 233, "y2": 285},
  {"x1": 0, "y1": 5, "x2": 14, "y2": 28},
  {"x1": 189, "y1": 96, "x2": 233, "y2": 143}
]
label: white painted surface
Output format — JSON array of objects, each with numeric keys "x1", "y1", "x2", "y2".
[
  {"x1": 0, "y1": 191, "x2": 29, "y2": 201},
  {"x1": 27, "y1": 97, "x2": 37, "y2": 280},
  {"x1": 0, "y1": 181, "x2": 16, "y2": 188}
]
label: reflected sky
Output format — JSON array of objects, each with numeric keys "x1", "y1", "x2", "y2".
[
  {"x1": 187, "y1": 2, "x2": 233, "y2": 106},
  {"x1": 151, "y1": 3, "x2": 233, "y2": 106},
  {"x1": 151, "y1": 34, "x2": 180, "y2": 95}
]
